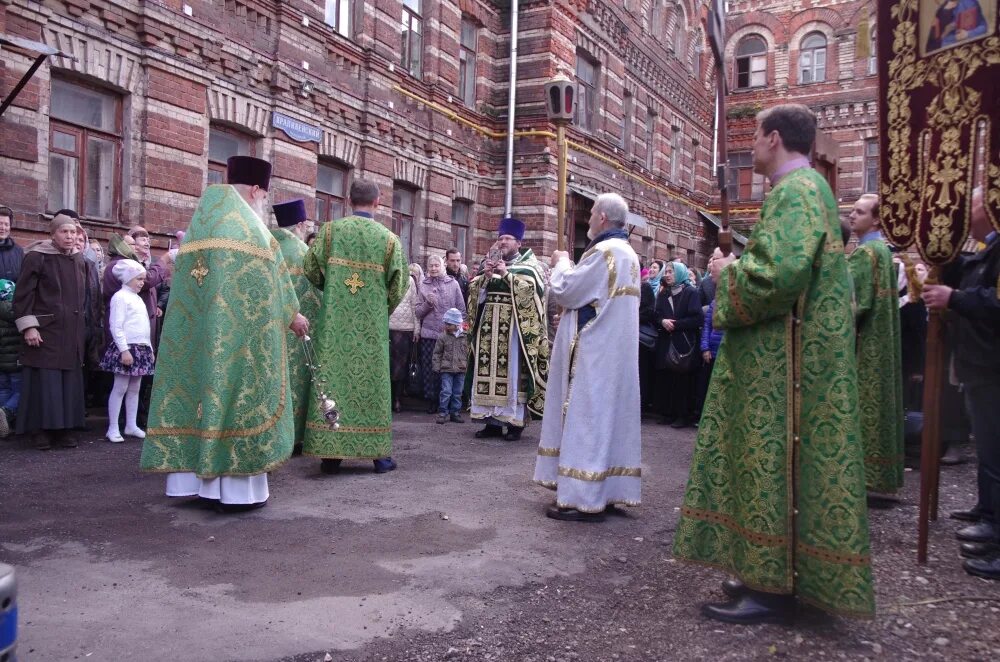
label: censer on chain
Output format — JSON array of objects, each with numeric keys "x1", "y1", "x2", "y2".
[{"x1": 301, "y1": 334, "x2": 340, "y2": 429}]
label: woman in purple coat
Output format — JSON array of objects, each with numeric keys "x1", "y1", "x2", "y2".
[{"x1": 415, "y1": 255, "x2": 466, "y2": 413}]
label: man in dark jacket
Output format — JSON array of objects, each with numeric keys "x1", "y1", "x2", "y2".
[
  {"x1": 0, "y1": 206, "x2": 24, "y2": 436},
  {"x1": 445, "y1": 248, "x2": 469, "y2": 301},
  {"x1": 0, "y1": 206, "x2": 23, "y2": 283},
  {"x1": 922, "y1": 186, "x2": 1000, "y2": 579},
  {"x1": 13, "y1": 212, "x2": 88, "y2": 449}
]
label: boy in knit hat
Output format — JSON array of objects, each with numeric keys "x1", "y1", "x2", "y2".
[{"x1": 432, "y1": 307, "x2": 468, "y2": 424}]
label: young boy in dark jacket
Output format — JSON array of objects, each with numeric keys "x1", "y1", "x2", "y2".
[{"x1": 432, "y1": 307, "x2": 469, "y2": 424}]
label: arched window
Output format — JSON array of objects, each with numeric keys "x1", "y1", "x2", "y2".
[
  {"x1": 735, "y1": 35, "x2": 767, "y2": 89},
  {"x1": 674, "y1": 13, "x2": 687, "y2": 60},
  {"x1": 799, "y1": 32, "x2": 827, "y2": 84}
]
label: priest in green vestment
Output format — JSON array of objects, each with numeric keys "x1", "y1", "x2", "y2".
[
  {"x1": 847, "y1": 194, "x2": 905, "y2": 494},
  {"x1": 673, "y1": 105, "x2": 875, "y2": 622},
  {"x1": 466, "y1": 218, "x2": 549, "y2": 442},
  {"x1": 301, "y1": 179, "x2": 409, "y2": 474},
  {"x1": 271, "y1": 199, "x2": 322, "y2": 451},
  {"x1": 140, "y1": 156, "x2": 309, "y2": 511}
]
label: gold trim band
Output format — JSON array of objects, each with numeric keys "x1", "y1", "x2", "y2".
[
  {"x1": 180, "y1": 238, "x2": 275, "y2": 263},
  {"x1": 558, "y1": 465, "x2": 641, "y2": 481},
  {"x1": 327, "y1": 257, "x2": 385, "y2": 273},
  {"x1": 537, "y1": 446, "x2": 560, "y2": 457}
]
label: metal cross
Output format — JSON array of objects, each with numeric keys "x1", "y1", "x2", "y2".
[{"x1": 344, "y1": 272, "x2": 365, "y2": 294}]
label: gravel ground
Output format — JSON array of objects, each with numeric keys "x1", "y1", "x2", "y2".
[{"x1": 289, "y1": 447, "x2": 1000, "y2": 662}]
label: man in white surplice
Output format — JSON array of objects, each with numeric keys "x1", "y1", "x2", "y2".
[{"x1": 534, "y1": 193, "x2": 642, "y2": 522}]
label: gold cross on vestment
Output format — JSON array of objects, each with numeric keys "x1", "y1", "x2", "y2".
[
  {"x1": 191, "y1": 256, "x2": 209, "y2": 286},
  {"x1": 344, "y1": 272, "x2": 365, "y2": 294},
  {"x1": 930, "y1": 155, "x2": 963, "y2": 210}
]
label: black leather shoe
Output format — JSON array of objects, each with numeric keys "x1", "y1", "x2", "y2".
[
  {"x1": 721, "y1": 578, "x2": 746, "y2": 598},
  {"x1": 963, "y1": 556, "x2": 1000, "y2": 581},
  {"x1": 475, "y1": 424, "x2": 504, "y2": 439},
  {"x1": 450, "y1": 413, "x2": 464, "y2": 423},
  {"x1": 940, "y1": 447, "x2": 964, "y2": 465},
  {"x1": 425, "y1": 403, "x2": 438, "y2": 414},
  {"x1": 373, "y1": 457, "x2": 397, "y2": 473},
  {"x1": 700, "y1": 590, "x2": 795, "y2": 625},
  {"x1": 670, "y1": 419, "x2": 690, "y2": 429},
  {"x1": 960, "y1": 542, "x2": 1000, "y2": 559},
  {"x1": 950, "y1": 508, "x2": 982, "y2": 522},
  {"x1": 320, "y1": 459, "x2": 342, "y2": 475},
  {"x1": 545, "y1": 506, "x2": 606, "y2": 523},
  {"x1": 214, "y1": 500, "x2": 267, "y2": 514},
  {"x1": 504, "y1": 426, "x2": 523, "y2": 441},
  {"x1": 956, "y1": 522, "x2": 997, "y2": 543}
]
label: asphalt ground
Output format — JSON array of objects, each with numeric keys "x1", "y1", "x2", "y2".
[{"x1": 1, "y1": 411, "x2": 998, "y2": 661}]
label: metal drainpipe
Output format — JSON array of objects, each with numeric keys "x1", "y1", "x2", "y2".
[{"x1": 503, "y1": 0, "x2": 519, "y2": 217}]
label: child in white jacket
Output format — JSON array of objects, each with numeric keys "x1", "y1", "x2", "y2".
[{"x1": 99, "y1": 259, "x2": 154, "y2": 442}]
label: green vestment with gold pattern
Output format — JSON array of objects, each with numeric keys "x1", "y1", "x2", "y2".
[
  {"x1": 140, "y1": 185, "x2": 299, "y2": 477},
  {"x1": 848, "y1": 238, "x2": 905, "y2": 494},
  {"x1": 301, "y1": 214, "x2": 408, "y2": 459},
  {"x1": 672, "y1": 168, "x2": 875, "y2": 618},
  {"x1": 271, "y1": 227, "x2": 323, "y2": 444},
  {"x1": 466, "y1": 249, "x2": 549, "y2": 421}
]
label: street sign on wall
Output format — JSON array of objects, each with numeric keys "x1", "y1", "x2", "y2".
[{"x1": 272, "y1": 112, "x2": 322, "y2": 144}]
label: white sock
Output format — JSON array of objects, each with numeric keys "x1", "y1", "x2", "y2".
[
  {"x1": 123, "y1": 376, "x2": 144, "y2": 436},
  {"x1": 107, "y1": 375, "x2": 129, "y2": 439}
]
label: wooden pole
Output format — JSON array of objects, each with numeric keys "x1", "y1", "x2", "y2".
[
  {"x1": 714, "y1": 57, "x2": 732, "y2": 256},
  {"x1": 917, "y1": 267, "x2": 945, "y2": 564},
  {"x1": 556, "y1": 122, "x2": 568, "y2": 252}
]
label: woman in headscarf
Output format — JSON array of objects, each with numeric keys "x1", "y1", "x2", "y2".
[
  {"x1": 415, "y1": 254, "x2": 466, "y2": 413},
  {"x1": 647, "y1": 259, "x2": 665, "y2": 298},
  {"x1": 389, "y1": 263, "x2": 423, "y2": 412},
  {"x1": 653, "y1": 261, "x2": 703, "y2": 428}
]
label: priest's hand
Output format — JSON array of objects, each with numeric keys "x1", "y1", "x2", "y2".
[
  {"x1": 710, "y1": 253, "x2": 737, "y2": 280},
  {"x1": 290, "y1": 313, "x2": 310, "y2": 337},
  {"x1": 921, "y1": 284, "x2": 953, "y2": 311},
  {"x1": 24, "y1": 328, "x2": 42, "y2": 347},
  {"x1": 661, "y1": 319, "x2": 675, "y2": 332},
  {"x1": 550, "y1": 251, "x2": 569, "y2": 268},
  {"x1": 702, "y1": 351, "x2": 713, "y2": 363},
  {"x1": 494, "y1": 260, "x2": 508, "y2": 277}
]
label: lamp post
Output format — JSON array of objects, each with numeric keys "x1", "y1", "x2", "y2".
[{"x1": 544, "y1": 73, "x2": 575, "y2": 252}]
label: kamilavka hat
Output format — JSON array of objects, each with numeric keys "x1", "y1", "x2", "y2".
[
  {"x1": 273, "y1": 199, "x2": 307, "y2": 228},
  {"x1": 496, "y1": 217, "x2": 525, "y2": 241},
  {"x1": 226, "y1": 156, "x2": 273, "y2": 190}
]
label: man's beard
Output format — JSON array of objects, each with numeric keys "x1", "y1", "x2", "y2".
[{"x1": 250, "y1": 198, "x2": 267, "y2": 222}]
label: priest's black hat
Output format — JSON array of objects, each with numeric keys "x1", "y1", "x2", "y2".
[
  {"x1": 226, "y1": 156, "x2": 272, "y2": 190},
  {"x1": 273, "y1": 199, "x2": 307, "y2": 228},
  {"x1": 497, "y1": 217, "x2": 525, "y2": 241}
]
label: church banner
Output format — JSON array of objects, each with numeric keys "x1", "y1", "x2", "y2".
[{"x1": 877, "y1": 0, "x2": 1000, "y2": 263}]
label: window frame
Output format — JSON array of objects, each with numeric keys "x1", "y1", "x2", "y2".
[
  {"x1": 47, "y1": 79, "x2": 123, "y2": 222},
  {"x1": 207, "y1": 125, "x2": 256, "y2": 186},
  {"x1": 392, "y1": 184, "x2": 418, "y2": 259},
  {"x1": 734, "y1": 35, "x2": 767, "y2": 90},
  {"x1": 670, "y1": 126, "x2": 683, "y2": 182},
  {"x1": 644, "y1": 110, "x2": 656, "y2": 170},
  {"x1": 401, "y1": 0, "x2": 423, "y2": 79},
  {"x1": 575, "y1": 51, "x2": 600, "y2": 133},
  {"x1": 458, "y1": 18, "x2": 477, "y2": 108},
  {"x1": 621, "y1": 91, "x2": 633, "y2": 153},
  {"x1": 451, "y1": 198, "x2": 473, "y2": 260},
  {"x1": 324, "y1": 0, "x2": 352, "y2": 38},
  {"x1": 868, "y1": 25, "x2": 878, "y2": 76},
  {"x1": 799, "y1": 32, "x2": 828, "y2": 84},
  {"x1": 316, "y1": 161, "x2": 350, "y2": 223},
  {"x1": 863, "y1": 138, "x2": 880, "y2": 194},
  {"x1": 726, "y1": 151, "x2": 765, "y2": 202}
]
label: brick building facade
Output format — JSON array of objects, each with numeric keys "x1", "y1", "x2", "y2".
[
  {"x1": 0, "y1": 0, "x2": 721, "y2": 268},
  {"x1": 722, "y1": 0, "x2": 879, "y2": 232}
]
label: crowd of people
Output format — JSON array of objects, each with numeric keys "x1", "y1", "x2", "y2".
[{"x1": 1, "y1": 102, "x2": 997, "y2": 627}]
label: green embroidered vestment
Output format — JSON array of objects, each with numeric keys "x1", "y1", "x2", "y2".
[
  {"x1": 271, "y1": 228, "x2": 323, "y2": 444},
  {"x1": 466, "y1": 249, "x2": 550, "y2": 419},
  {"x1": 301, "y1": 215, "x2": 408, "y2": 459},
  {"x1": 140, "y1": 185, "x2": 299, "y2": 477},
  {"x1": 672, "y1": 168, "x2": 875, "y2": 617},
  {"x1": 848, "y1": 239, "x2": 905, "y2": 493}
]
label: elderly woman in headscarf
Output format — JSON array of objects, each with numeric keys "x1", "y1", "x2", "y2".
[
  {"x1": 653, "y1": 261, "x2": 703, "y2": 428},
  {"x1": 414, "y1": 254, "x2": 466, "y2": 413},
  {"x1": 389, "y1": 263, "x2": 423, "y2": 412}
]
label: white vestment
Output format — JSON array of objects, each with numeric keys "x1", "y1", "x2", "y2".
[
  {"x1": 533, "y1": 236, "x2": 642, "y2": 512},
  {"x1": 165, "y1": 472, "x2": 269, "y2": 504}
]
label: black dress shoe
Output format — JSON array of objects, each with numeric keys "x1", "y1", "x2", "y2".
[
  {"x1": 425, "y1": 403, "x2": 438, "y2": 414},
  {"x1": 373, "y1": 457, "x2": 397, "y2": 473},
  {"x1": 475, "y1": 424, "x2": 504, "y2": 439},
  {"x1": 545, "y1": 506, "x2": 606, "y2": 522},
  {"x1": 721, "y1": 578, "x2": 746, "y2": 598},
  {"x1": 320, "y1": 459, "x2": 342, "y2": 475},
  {"x1": 956, "y1": 521, "x2": 997, "y2": 543},
  {"x1": 960, "y1": 541, "x2": 1000, "y2": 559},
  {"x1": 963, "y1": 556, "x2": 1000, "y2": 581},
  {"x1": 940, "y1": 447, "x2": 964, "y2": 465},
  {"x1": 214, "y1": 500, "x2": 267, "y2": 514},
  {"x1": 291, "y1": 443, "x2": 303, "y2": 457},
  {"x1": 670, "y1": 419, "x2": 689, "y2": 429},
  {"x1": 504, "y1": 426, "x2": 523, "y2": 441},
  {"x1": 950, "y1": 508, "x2": 982, "y2": 522},
  {"x1": 700, "y1": 590, "x2": 795, "y2": 625}
]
